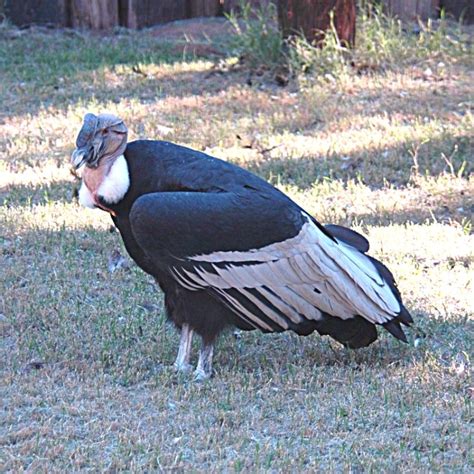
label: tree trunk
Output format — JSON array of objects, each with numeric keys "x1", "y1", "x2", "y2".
[{"x1": 277, "y1": 0, "x2": 356, "y2": 47}]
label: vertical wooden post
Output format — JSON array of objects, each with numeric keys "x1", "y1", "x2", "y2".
[
  {"x1": 70, "y1": 0, "x2": 119, "y2": 29},
  {"x1": 118, "y1": 0, "x2": 138, "y2": 28}
]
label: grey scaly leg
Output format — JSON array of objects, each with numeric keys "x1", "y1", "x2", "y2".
[
  {"x1": 173, "y1": 323, "x2": 193, "y2": 373},
  {"x1": 194, "y1": 341, "x2": 214, "y2": 381}
]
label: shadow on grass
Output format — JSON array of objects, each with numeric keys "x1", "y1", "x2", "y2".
[
  {"x1": 0, "y1": 28, "x2": 233, "y2": 118},
  {"x1": 219, "y1": 311, "x2": 473, "y2": 375},
  {"x1": 1, "y1": 31, "x2": 184, "y2": 84},
  {"x1": 3, "y1": 22, "x2": 470, "y2": 125},
  {"x1": 246, "y1": 132, "x2": 472, "y2": 190}
]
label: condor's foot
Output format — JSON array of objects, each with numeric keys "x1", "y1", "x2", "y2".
[
  {"x1": 173, "y1": 323, "x2": 194, "y2": 373},
  {"x1": 194, "y1": 342, "x2": 214, "y2": 381}
]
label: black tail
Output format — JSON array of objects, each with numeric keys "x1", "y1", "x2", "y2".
[
  {"x1": 326, "y1": 223, "x2": 414, "y2": 344},
  {"x1": 369, "y1": 255, "x2": 413, "y2": 342}
]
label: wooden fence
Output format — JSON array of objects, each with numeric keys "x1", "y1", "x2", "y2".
[
  {"x1": 384, "y1": 0, "x2": 473, "y2": 23},
  {"x1": 385, "y1": 0, "x2": 440, "y2": 21},
  {"x1": 2, "y1": 0, "x2": 472, "y2": 29},
  {"x1": 1, "y1": 0, "x2": 264, "y2": 29}
]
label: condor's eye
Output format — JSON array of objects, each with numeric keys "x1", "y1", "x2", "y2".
[{"x1": 101, "y1": 129, "x2": 108, "y2": 136}]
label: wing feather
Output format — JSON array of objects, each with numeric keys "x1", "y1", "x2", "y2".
[
  {"x1": 271, "y1": 285, "x2": 323, "y2": 321},
  {"x1": 184, "y1": 214, "x2": 400, "y2": 326},
  {"x1": 257, "y1": 286, "x2": 305, "y2": 324},
  {"x1": 238, "y1": 288, "x2": 290, "y2": 329},
  {"x1": 214, "y1": 288, "x2": 274, "y2": 331},
  {"x1": 289, "y1": 254, "x2": 326, "y2": 282}
]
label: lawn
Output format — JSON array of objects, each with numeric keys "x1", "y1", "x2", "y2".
[{"x1": 0, "y1": 15, "x2": 473, "y2": 471}]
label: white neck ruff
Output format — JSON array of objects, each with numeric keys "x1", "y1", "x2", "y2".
[{"x1": 78, "y1": 154, "x2": 130, "y2": 209}]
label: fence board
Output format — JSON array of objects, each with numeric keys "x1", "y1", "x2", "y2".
[
  {"x1": 384, "y1": 0, "x2": 440, "y2": 21},
  {"x1": 118, "y1": 0, "x2": 136, "y2": 28},
  {"x1": 4, "y1": 0, "x2": 69, "y2": 27},
  {"x1": 70, "y1": 0, "x2": 119, "y2": 29},
  {"x1": 186, "y1": 0, "x2": 221, "y2": 18},
  {"x1": 119, "y1": 0, "x2": 187, "y2": 28},
  {"x1": 441, "y1": 0, "x2": 473, "y2": 23},
  {"x1": 222, "y1": 0, "x2": 272, "y2": 14},
  {"x1": 7, "y1": 0, "x2": 471, "y2": 30}
]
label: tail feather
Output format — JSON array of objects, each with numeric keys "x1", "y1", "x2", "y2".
[
  {"x1": 326, "y1": 222, "x2": 414, "y2": 343},
  {"x1": 325, "y1": 224, "x2": 370, "y2": 253},
  {"x1": 397, "y1": 304, "x2": 413, "y2": 325},
  {"x1": 383, "y1": 319, "x2": 408, "y2": 343},
  {"x1": 368, "y1": 255, "x2": 414, "y2": 329}
]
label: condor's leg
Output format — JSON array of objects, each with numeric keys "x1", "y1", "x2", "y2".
[
  {"x1": 174, "y1": 323, "x2": 194, "y2": 373},
  {"x1": 194, "y1": 339, "x2": 214, "y2": 381}
]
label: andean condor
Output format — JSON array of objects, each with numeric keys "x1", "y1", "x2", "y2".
[{"x1": 72, "y1": 113, "x2": 413, "y2": 380}]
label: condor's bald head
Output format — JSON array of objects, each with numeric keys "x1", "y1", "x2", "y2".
[{"x1": 71, "y1": 113, "x2": 128, "y2": 169}]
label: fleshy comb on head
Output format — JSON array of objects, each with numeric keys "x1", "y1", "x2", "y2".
[{"x1": 76, "y1": 113, "x2": 99, "y2": 148}]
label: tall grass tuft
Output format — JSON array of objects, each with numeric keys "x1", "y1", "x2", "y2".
[
  {"x1": 226, "y1": 2, "x2": 473, "y2": 80},
  {"x1": 286, "y1": 15, "x2": 350, "y2": 80},
  {"x1": 356, "y1": 7, "x2": 472, "y2": 69},
  {"x1": 226, "y1": 1, "x2": 284, "y2": 70}
]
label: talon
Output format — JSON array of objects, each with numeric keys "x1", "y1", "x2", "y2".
[
  {"x1": 174, "y1": 361, "x2": 193, "y2": 373},
  {"x1": 193, "y1": 368, "x2": 212, "y2": 381}
]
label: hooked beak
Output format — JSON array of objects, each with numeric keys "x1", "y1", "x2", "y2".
[
  {"x1": 71, "y1": 149, "x2": 86, "y2": 169},
  {"x1": 71, "y1": 146, "x2": 93, "y2": 169}
]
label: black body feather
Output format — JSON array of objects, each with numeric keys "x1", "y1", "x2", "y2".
[{"x1": 106, "y1": 140, "x2": 412, "y2": 347}]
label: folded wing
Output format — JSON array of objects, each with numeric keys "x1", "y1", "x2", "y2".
[{"x1": 130, "y1": 191, "x2": 409, "y2": 336}]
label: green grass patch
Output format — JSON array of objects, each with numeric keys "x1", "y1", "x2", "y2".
[{"x1": 0, "y1": 15, "x2": 473, "y2": 472}]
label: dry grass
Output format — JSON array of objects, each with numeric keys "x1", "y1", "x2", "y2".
[{"x1": 1, "y1": 18, "x2": 473, "y2": 472}]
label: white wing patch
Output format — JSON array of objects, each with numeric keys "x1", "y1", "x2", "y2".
[
  {"x1": 172, "y1": 214, "x2": 401, "y2": 330},
  {"x1": 97, "y1": 155, "x2": 130, "y2": 204}
]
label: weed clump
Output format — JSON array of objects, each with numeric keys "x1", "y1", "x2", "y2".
[
  {"x1": 226, "y1": 1, "x2": 284, "y2": 70},
  {"x1": 226, "y1": 2, "x2": 473, "y2": 82}
]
